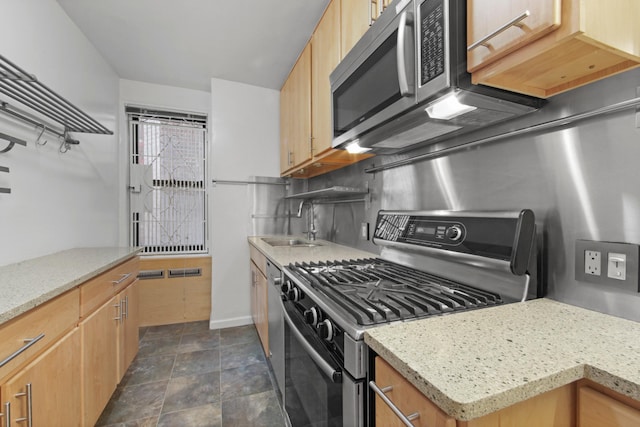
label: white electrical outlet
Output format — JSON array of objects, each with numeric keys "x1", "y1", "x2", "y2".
[
  {"x1": 585, "y1": 250, "x2": 601, "y2": 276},
  {"x1": 607, "y1": 252, "x2": 627, "y2": 280}
]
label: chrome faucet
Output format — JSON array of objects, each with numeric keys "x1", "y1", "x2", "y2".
[{"x1": 296, "y1": 199, "x2": 317, "y2": 241}]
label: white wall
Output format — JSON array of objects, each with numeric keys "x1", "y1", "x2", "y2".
[
  {"x1": 0, "y1": 0, "x2": 120, "y2": 265},
  {"x1": 210, "y1": 78, "x2": 280, "y2": 329},
  {"x1": 117, "y1": 79, "x2": 211, "y2": 246}
]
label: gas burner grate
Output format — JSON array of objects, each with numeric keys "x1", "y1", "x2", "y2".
[{"x1": 288, "y1": 258, "x2": 502, "y2": 326}]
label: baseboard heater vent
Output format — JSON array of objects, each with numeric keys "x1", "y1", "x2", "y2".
[
  {"x1": 168, "y1": 268, "x2": 202, "y2": 278},
  {"x1": 138, "y1": 269, "x2": 165, "y2": 280}
]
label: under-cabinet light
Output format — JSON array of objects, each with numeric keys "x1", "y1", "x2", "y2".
[
  {"x1": 346, "y1": 141, "x2": 371, "y2": 154},
  {"x1": 425, "y1": 94, "x2": 477, "y2": 120}
]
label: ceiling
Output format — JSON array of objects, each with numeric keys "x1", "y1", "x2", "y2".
[{"x1": 57, "y1": 0, "x2": 331, "y2": 92}]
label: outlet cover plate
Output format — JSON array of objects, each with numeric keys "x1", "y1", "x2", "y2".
[{"x1": 575, "y1": 240, "x2": 639, "y2": 292}]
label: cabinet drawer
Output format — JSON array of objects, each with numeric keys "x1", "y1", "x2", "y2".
[
  {"x1": 249, "y1": 245, "x2": 267, "y2": 276},
  {"x1": 374, "y1": 357, "x2": 456, "y2": 427},
  {"x1": 80, "y1": 257, "x2": 139, "y2": 317},
  {"x1": 0, "y1": 289, "x2": 79, "y2": 382},
  {"x1": 579, "y1": 386, "x2": 640, "y2": 427}
]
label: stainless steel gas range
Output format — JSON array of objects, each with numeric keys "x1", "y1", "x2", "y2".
[{"x1": 280, "y1": 209, "x2": 540, "y2": 427}]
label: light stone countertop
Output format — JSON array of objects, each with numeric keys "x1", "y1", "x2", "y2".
[
  {"x1": 247, "y1": 235, "x2": 377, "y2": 269},
  {"x1": 0, "y1": 247, "x2": 141, "y2": 325},
  {"x1": 365, "y1": 298, "x2": 640, "y2": 421}
]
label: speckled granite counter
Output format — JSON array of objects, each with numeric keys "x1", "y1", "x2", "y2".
[
  {"x1": 248, "y1": 236, "x2": 377, "y2": 268},
  {"x1": 0, "y1": 247, "x2": 141, "y2": 325},
  {"x1": 365, "y1": 298, "x2": 640, "y2": 421}
]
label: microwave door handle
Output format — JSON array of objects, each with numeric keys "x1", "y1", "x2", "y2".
[{"x1": 396, "y1": 10, "x2": 414, "y2": 97}]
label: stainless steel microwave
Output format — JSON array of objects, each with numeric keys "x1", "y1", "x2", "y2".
[{"x1": 330, "y1": 0, "x2": 544, "y2": 154}]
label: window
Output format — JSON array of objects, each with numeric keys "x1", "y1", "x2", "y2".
[{"x1": 127, "y1": 107, "x2": 208, "y2": 255}]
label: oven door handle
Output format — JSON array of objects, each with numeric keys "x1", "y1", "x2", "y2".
[{"x1": 282, "y1": 305, "x2": 343, "y2": 383}]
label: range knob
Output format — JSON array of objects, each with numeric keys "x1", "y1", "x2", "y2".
[
  {"x1": 273, "y1": 276, "x2": 283, "y2": 286},
  {"x1": 281, "y1": 280, "x2": 293, "y2": 294},
  {"x1": 287, "y1": 287, "x2": 303, "y2": 302},
  {"x1": 445, "y1": 225, "x2": 463, "y2": 241},
  {"x1": 304, "y1": 307, "x2": 321, "y2": 326},
  {"x1": 317, "y1": 319, "x2": 335, "y2": 342}
]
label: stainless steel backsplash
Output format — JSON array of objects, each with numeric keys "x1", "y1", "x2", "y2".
[{"x1": 306, "y1": 67, "x2": 640, "y2": 322}]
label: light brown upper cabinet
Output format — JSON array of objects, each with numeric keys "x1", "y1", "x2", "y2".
[
  {"x1": 341, "y1": 0, "x2": 371, "y2": 58},
  {"x1": 467, "y1": 0, "x2": 561, "y2": 72},
  {"x1": 280, "y1": 0, "x2": 373, "y2": 179},
  {"x1": 311, "y1": 0, "x2": 341, "y2": 158},
  {"x1": 468, "y1": 0, "x2": 640, "y2": 98},
  {"x1": 280, "y1": 44, "x2": 312, "y2": 175}
]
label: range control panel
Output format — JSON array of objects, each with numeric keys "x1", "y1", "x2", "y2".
[
  {"x1": 372, "y1": 210, "x2": 536, "y2": 268},
  {"x1": 374, "y1": 214, "x2": 466, "y2": 247}
]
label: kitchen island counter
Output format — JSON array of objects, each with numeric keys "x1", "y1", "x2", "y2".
[
  {"x1": 248, "y1": 235, "x2": 377, "y2": 269},
  {"x1": 365, "y1": 298, "x2": 640, "y2": 421},
  {"x1": 0, "y1": 247, "x2": 141, "y2": 325}
]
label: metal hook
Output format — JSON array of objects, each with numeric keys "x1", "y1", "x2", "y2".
[
  {"x1": 35, "y1": 125, "x2": 47, "y2": 146},
  {"x1": 59, "y1": 135, "x2": 69, "y2": 153},
  {"x1": 59, "y1": 130, "x2": 79, "y2": 154}
]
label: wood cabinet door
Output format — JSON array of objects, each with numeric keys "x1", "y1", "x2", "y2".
[
  {"x1": 80, "y1": 296, "x2": 119, "y2": 427},
  {"x1": 256, "y1": 269, "x2": 269, "y2": 355},
  {"x1": 467, "y1": 0, "x2": 561, "y2": 72},
  {"x1": 289, "y1": 44, "x2": 312, "y2": 168},
  {"x1": 312, "y1": 0, "x2": 342, "y2": 157},
  {"x1": 1, "y1": 328, "x2": 81, "y2": 427},
  {"x1": 374, "y1": 357, "x2": 456, "y2": 427},
  {"x1": 250, "y1": 261, "x2": 259, "y2": 325},
  {"x1": 578, "y1": 386, "x2": 640, "y2": 427},
  {"x1": 341, "y1": 0, "x2": 371, "y2": 59},
  {"x1": 118, "y1": 282, "x2": 139, "y2": 381},
  {"x1": 280, "y1": 73, "x2": 293, "y2": 173}
]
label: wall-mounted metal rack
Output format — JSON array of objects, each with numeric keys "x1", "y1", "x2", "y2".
[
  {"x1": 285, "y1": 185, "x2": 371, "y2": 210},
  {"x1": 0, "y1": 130, "x2": 27, "y2": 153},
  {"x1": 284, "y1": 186, "x2": 368, "y2": 200},
  {"x1": 0, "y1": 54, "x2": 113, "y2": 153},
  {"x1": 0, "y1": 165, "x2": 10, "y2": 194}
]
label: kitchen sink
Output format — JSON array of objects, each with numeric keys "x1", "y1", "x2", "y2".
[{"x1": 261, "y1": 238, "x2": 323, "y2": 248}]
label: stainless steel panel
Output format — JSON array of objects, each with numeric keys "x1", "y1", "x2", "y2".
[
  {"x1": 267, "y1": 262, "x2": 285, "y2": 401},
  {"x1": 343, "y1": 376, "x2": 364, "y2": 427},
  {"x1": 344, "y1": 334, "x2": 367, "y2": 380},
  {"x1": 308, "y1": 67, "x2": 640, "y2": 322}
]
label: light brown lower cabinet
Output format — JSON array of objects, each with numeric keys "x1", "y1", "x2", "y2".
[
  {"x1": 0, "y1": 255, "x2": 140, "y2": 427},
  {"x1": 250, "y1": 260, "x2": 269, "y2": 355},
  {"x1": 374, "y1": 356, "x2": 576, "y2": 427},
  {"x1": 137, "y1": 256, "x2": 212, "y2": 326},
  {"x1": 80, "y1": 295, "x2": 120, "y2": 426},
  {"x1": 81, "y1": 280, "x2": 139, "y2": 426},
  {"x1": 374, "y1": 357, "x2": 456, "y2": 427},
  {"x1": 1, "y1": 328, "x2": 81, "y2": 427},
  {"x1": 118, "y1": 281, "x2": 139, "y2": 380},
  {"x1": 578, "y1": 381, "x2": 640, "y2": 427}
]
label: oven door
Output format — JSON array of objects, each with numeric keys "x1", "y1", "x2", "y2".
[{"x1": 283, "y1": 300, "x2": 363, "y2": 427}]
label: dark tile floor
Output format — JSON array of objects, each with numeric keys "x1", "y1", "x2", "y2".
[{"x1": 96, "y1": 321, "x2": 287, "y2": 427}]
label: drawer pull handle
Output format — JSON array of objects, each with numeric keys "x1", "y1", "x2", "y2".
[
  {"x1": 0, "y1": 334, "x2": 45, "y2": 368},
  {"x1": 14, "y1": 383, "x2": 32, "y2": 426},
  {"x1": 369, "y1": 380, "x2": 420, "y2": 426},
  {"x1": 111, "y1": 273, "x2": 132, "y2": 285},
  {"x1": 0, "y1": 402, "x2": 10, "y2": 427},
  {"x1": 467, "y1": 10, "x2": 530, "y2": 51}
]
